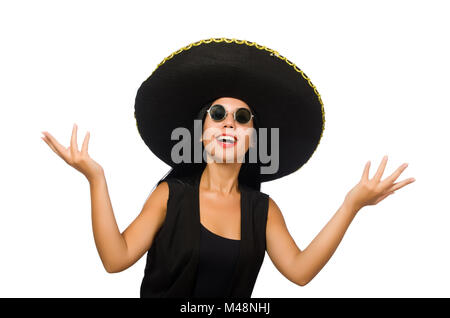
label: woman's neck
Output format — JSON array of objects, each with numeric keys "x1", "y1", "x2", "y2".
[{"x1": 200, "y1": 163, "x2": 241, "y2": 195}]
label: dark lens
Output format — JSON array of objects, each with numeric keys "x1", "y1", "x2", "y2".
[
  {"x1": 209, "y1": 104, "x2": 226, "y2": 121},
  {"x1": 235, "y1": 108, "x2": 252, "y2": 124}
]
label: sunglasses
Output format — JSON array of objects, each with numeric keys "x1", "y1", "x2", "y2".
[{"x1": 206, "y1": 104, "x2": 254, "y2": 124}]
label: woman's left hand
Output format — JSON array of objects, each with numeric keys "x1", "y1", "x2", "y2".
[{"x1": 344, "y1": 155, "x2": 415, "y2": 212}]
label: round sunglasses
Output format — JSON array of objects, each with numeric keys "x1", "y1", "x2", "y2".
[{"x1": 206, "y1": 104, "x2": 254, "y2": 124}]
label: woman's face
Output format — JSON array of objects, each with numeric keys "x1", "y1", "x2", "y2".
[{"x1": 202, "y1": 97, "x2": 255, "y2": 164}]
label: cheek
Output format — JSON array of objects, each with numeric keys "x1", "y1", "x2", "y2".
[
  {"x1": 201, "y1": 124, "x2": 221, "y2": 144},
  {"x1": 241, "y1": 134, "x2": 252, "y2": 150},
  {"x1": 238, "y1": 128, "x2": 254, "y2": 146}
]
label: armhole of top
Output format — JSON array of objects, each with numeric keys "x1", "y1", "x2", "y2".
[
  {"x1": 154, "y1": 177, "x2": 185, "y2": 236},
  {"x1": 157, "y1": 179, "x2": 172, "y2": 210},
  {"x1": 259, "y1": 192, "x2": 270, "y2": 251},
  {"x1": 151, "y1": 179, "x2": 174, "y2": 244},
  {"x1": 156, "y1": 177, "x2": 183, "y2": 206}
]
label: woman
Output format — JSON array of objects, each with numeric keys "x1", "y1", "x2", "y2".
[{"x1": 41, "y1": 38, "x2": 415, "y2": 298}]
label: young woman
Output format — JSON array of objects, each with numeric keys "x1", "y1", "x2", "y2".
[{"x1": 41, "y1": 38, "x2": 415, "y2": 298}]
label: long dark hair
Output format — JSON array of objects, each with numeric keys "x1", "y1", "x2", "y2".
[{"x1": 152, "y1": 99, "x2": 262, "y2": 192}]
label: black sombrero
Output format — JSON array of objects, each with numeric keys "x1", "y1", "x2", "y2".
[{"x1": 134, "y1": 37, "x2": 325, "y2": 183}]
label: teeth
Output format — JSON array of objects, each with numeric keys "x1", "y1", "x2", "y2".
[{"x1": 217, "y1": 135, "x2": 236, "y2": 143}]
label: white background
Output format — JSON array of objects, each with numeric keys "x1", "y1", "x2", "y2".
[{"x1": 1, "y1": 0, "x2": 448, "y2": 297}]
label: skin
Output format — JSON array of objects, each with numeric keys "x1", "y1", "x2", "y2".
[
  {"x1": 197, "y1": 97, "x2": 255, "y2": 239},
  {"x1": 41, "y1": 97, "x2": 416, "y2": 288}
]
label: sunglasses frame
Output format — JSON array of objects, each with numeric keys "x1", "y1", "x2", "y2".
[{"x1": 206, "y1": 104, "x2": 255, "y2": 124}]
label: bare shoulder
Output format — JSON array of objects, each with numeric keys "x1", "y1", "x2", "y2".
[
  {"x1": 143, "y1": 181, "x2": 169, "y2": 213},
  {"x1": 267, "y1": 196, "x2": 286, "y2": 225}
]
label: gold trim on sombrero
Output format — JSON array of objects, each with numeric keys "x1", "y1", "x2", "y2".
[{"x1": 134, "y1": 37, "x2": 326, "y2": 174}]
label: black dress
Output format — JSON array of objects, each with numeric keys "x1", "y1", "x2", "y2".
[
  {"x1": 140, "y1": 171, "x2": 269, "y2": 298},
  {"x1": 193, "y1": 223, "x2": 241, "y2": 298}
]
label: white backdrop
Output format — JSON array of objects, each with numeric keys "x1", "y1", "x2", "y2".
[{"x1": 1, "y1": 0, "x2": 448, "y2": 297}]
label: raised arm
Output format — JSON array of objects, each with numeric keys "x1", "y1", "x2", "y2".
[
  {"x1": 41, "y1": 123, "x2": 169, "y2": 273},
  {"x1": 266, "y1": 155, "x2": 415, "y2": 286},
  {"x1": 266, "y1": 196, "x2": 358, "y2": 286}
]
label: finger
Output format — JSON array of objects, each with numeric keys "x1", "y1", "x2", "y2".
[
  {"x1": 373, "y1": 155, "x2": 388, "y2": 182},
  {"x1": 81, "y1": 131, "x2": 90, "y2": 154},
  {"x1": 70, "y1": 123, "x2": 79, "y2": 157},
  {"x1": 42, "y1": 131, "x2": 68, "y2": 158},
  {"x1": 41, "y1": 136, "x2": 60, "y2": 156},
  {"x1": 387, "y1": 177, "x2": 416, "y2": 192},
  {"x1": 383, "y1": 162, "x2": 409, "y2": 185},
  {"x1": 361, "y1": 160, "x2": 371, "y2": 181}
]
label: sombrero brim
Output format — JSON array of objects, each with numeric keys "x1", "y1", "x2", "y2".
[{"x1": 134, "y1": 38, "x2": 325, "y2": 182}]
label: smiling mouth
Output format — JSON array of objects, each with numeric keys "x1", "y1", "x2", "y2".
[
  {"x1": 215, "y1": 135, "x2": 237, "y2": 148},
  {"x1": 216, "y1": 135, "x2": 237, "y2": 143}
]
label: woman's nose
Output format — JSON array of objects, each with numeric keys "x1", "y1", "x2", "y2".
[{"x1": 222, "y1": 112, "x2": 235, "y2": 128}]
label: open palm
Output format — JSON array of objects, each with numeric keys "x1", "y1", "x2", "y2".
[
  {"x1": 345, "y1": 155, "x2": 415, "y2": 211},
  {"x1": 41, "y1": 123, "x2": 104, "y2": 181}
]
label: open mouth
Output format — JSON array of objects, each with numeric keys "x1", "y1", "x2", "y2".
[{"x1": 215, "y1": 134, "x2": 237, "y2": 148}]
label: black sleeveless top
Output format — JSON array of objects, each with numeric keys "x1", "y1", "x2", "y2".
[
  {"x1": 140, "y1": 171, "x2": 269, "y2": 298},
  {"x1": 193, "y1": 223, "x2": 241, "y2": 297}
]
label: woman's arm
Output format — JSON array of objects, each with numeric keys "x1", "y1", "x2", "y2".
[
  {"x1": 89, "y1": 174, "x2": 168, "y2": 273},
  {"x1": 265, "y1": 197, "x2": 357, "y2": 286},
  {"x1": 89, "y1": 173, "x2": 128, "y2": 273},
  {"x1": 41, "y1": 124, "x2": 168, "y2": 274},
  {"x1": 291, "y1": 199, "x2": 359, "y2": 286},
  {"x1": 266, "y1": 155, "x2": 415, "y2": 286}
]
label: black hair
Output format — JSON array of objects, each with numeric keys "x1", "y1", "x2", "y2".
[{"x1": 152, "y1": 98, "x2": 262, "y2": 192}]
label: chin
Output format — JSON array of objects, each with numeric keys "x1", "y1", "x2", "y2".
[{"x1": 207, "y1": 150, "x2": 246, "y2": 164}]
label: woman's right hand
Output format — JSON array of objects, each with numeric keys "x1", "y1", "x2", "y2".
[{"x1": 41, "y1": 123, "x2": 104, "y2": 182}]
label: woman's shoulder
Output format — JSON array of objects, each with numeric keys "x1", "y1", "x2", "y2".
[
  {"x1": 156, "y1": 175, "x2": 196, "y2": 196},
  {"x1": 157, "y1": 177, "x2": 183, "y2": 191}
]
